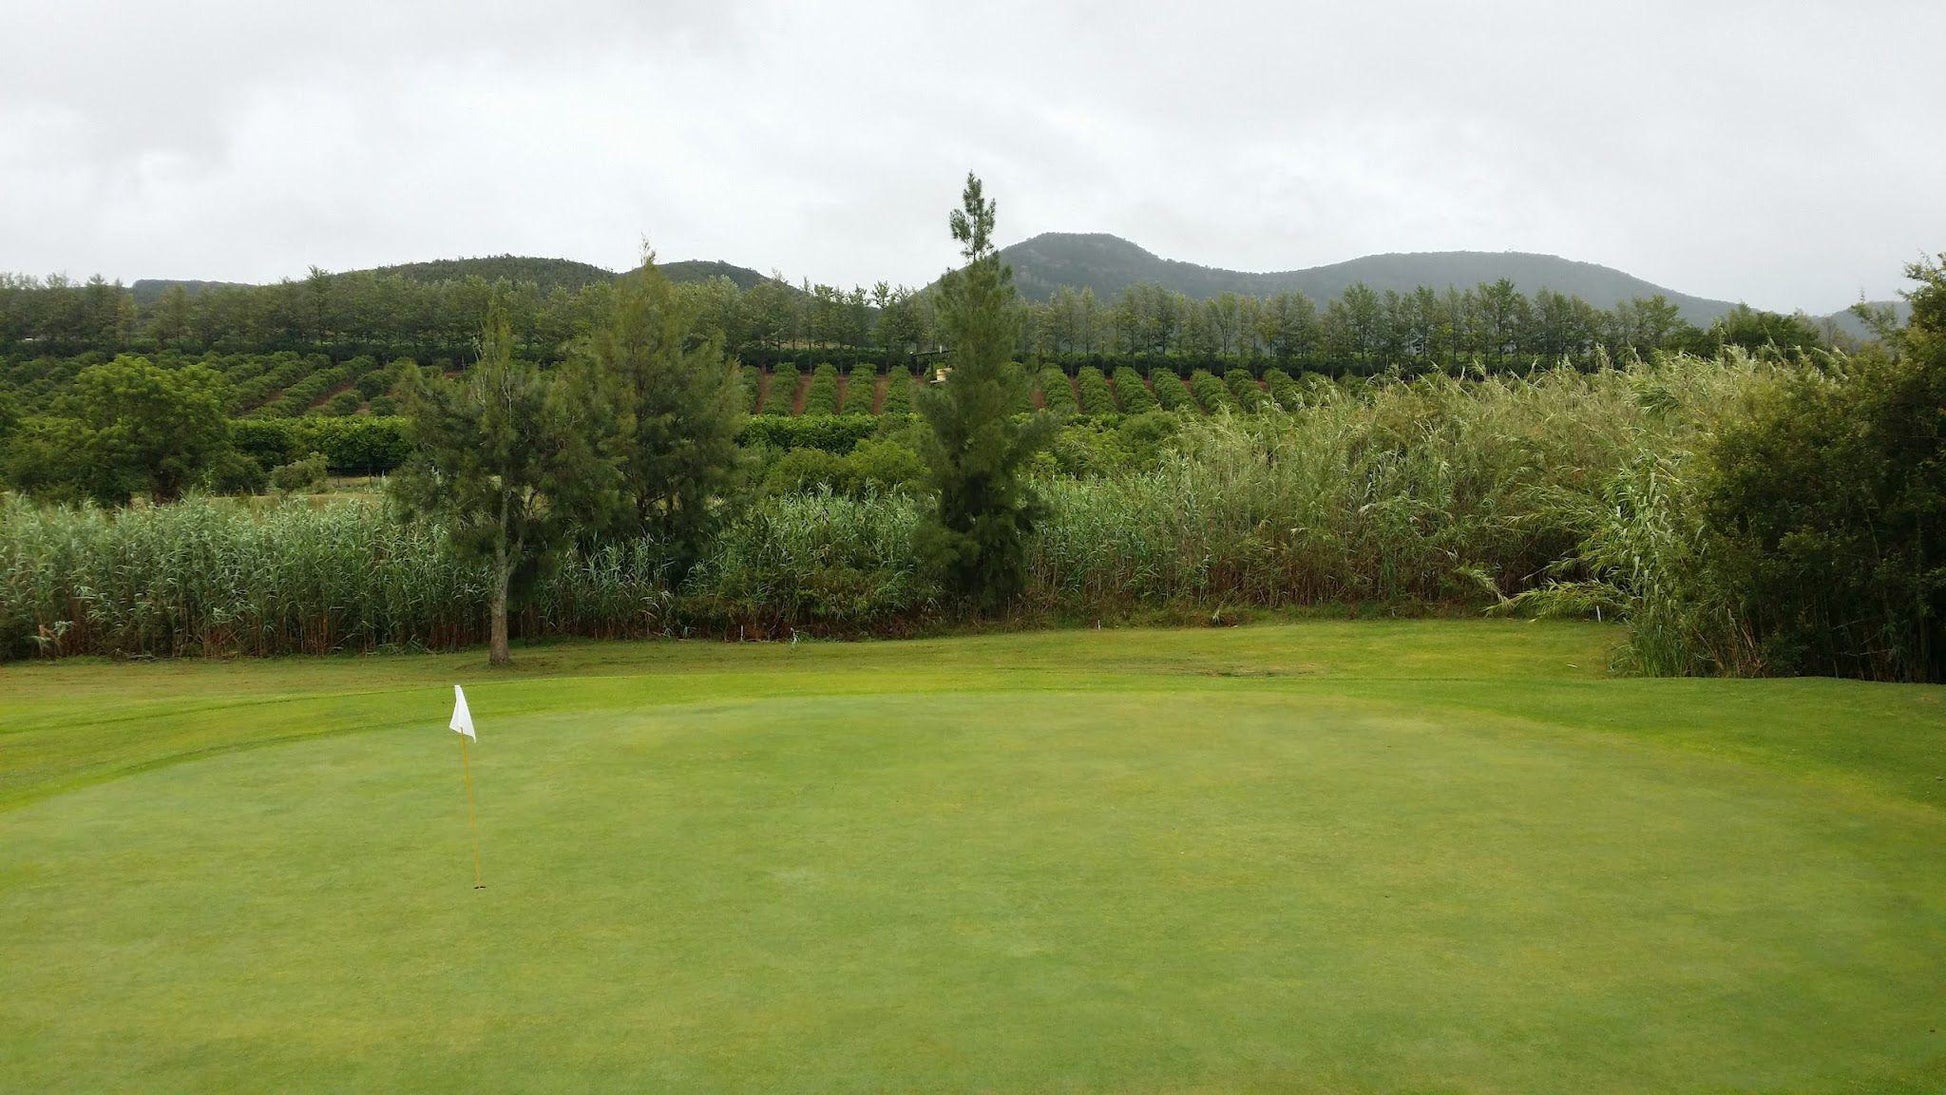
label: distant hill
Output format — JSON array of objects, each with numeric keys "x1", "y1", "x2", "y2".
[
  {"x1": 996, "y1": 232, "x2": 1744, "y2": 325},
  {"x1": 1820, "y1": 299, "x2": 1913, "y2": 340},
  {"x1": 362, "y1": 255, "x2": 618, "y2": 292},
  {"x1": 127, "y1": 254, "x2": 788, "y2": 302},
  {"x1": 659, "y1": 259, "x2": 777, "y2": 292}
]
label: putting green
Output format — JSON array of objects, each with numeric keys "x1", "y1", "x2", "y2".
[{"x1": 2, "y1": 622, "x2": 1942, "y2": 1091}]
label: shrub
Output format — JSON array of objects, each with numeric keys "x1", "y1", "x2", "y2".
[
  {"x1": 802, "y1": 363, "x2": 841, "y2": 416},
  {"x1": 737, "y1": 365, "x2": 761, "y2": 413},
  {"x1": 1189, "y1": 370, "x2": 1238, "y2": 412},
  {"x1": 1151, "y1": 371, "x2": 1191, "y2": 410},
  {"x1": 1695, "y1": 341, "x2": 1946, "y2": 680},
  {"x1": 231, "y1": 418, "x2": 301, "y2": 469},
  {"x1": 1226, "y1": 369, "x2": 1267, "y2": 412},
  {"x1": 1264, "y1": 368, "x2": 1303, "y2": 409},
  {"x1": 200, "y1": 451, "x2": 268, "y2": 495},
  {"x1": 764, "y1": 368, "x2": 799, "y2": 415},
  {"x1": 1076, "y1": 366, "x2": 1117, "y2": 414},
  {"x1": 878, "y1": 366, "x2": 915, "y2": 416},
  {"x1": 297, "y1": 416, "x2": 412, "y2": 474},
  {"x1": 270, "y1": 451, "x2": 330, "y2": 494},
  {"x1": 321, "y1": 391, "x2": 362, "y2": 417},
  {"x1": 761, "y1": 447, "x2": 849, "y2": 495},
  {"x1": 738, "y1": 414, "x2": 877, "y2": 455},
  {"x1": 1037, "y1": 367, "x2": 1079, "y2": 414},
  {"x1": 1113, "y1": 366, "x2": 1159, "y2": 413},
  {"x1": 1002, "y1": 362, "x2": 1037, "y2": 413},
  {"x1": 845, "y1": 434, "x2": 927, "y2": 493}
]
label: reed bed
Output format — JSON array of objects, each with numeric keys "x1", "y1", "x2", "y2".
[{"x1": 1, "y1": 356, "x2": 1769, "y2": 659}]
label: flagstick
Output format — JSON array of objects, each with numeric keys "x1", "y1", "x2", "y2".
[{"x1": 459, "y1": 734, "x2": 485, "y2": 890}]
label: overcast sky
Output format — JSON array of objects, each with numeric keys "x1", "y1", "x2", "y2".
[{"x1": 4, "y1": 1, "x2": 1942, "y2": 312}]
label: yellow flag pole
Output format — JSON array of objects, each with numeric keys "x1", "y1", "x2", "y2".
[{"x1": 460, "y1": 735, "x2": 484, "y2": 889}]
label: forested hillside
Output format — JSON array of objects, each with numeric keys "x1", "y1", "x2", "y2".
[{"x1": 999, "y1": 232, "x2": 1739, "y2": 322}]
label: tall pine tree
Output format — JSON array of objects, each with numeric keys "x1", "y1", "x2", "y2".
[
  {"x1": 915, "y1": 173, "x2": 1053, "y2": 610},
  {"x1": 394, "y1": 298, "x2": 620, "y2": 665}
]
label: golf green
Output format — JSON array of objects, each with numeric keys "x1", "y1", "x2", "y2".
[{"x1": 2, "y1": 621, "x2": 1942, "y2": 1091}]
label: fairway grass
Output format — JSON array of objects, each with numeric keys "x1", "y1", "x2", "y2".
[{"x1": 2, "y1": 621, "x2": 1942, "y2": 1092}]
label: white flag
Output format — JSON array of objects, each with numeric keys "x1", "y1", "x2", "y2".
[{"x1": 450, "y1": 685, "x2": 476, "y2": 741}]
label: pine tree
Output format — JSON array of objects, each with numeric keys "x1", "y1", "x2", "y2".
[
  {"x1": 914, "y1": 173, "x2": 1054, "y2": 610},
  {"x1": 586, "y1": 257, "x2": 746, "y2": 571},
  {"x1": 394, "y1": 299, "x2": 619, "y2": 665}
]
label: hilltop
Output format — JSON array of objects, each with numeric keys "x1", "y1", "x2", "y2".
[
  {"x1": 996, "y1": 232, "x2": 1743, "y2": 324},
  {"x1": 129, "y1": 254, "x2": 784, "y2": 303}
]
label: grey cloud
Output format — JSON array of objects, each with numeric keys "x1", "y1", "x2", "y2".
[{"x1": 2, "y1": 0, "x2": 1941, "y2": 311}]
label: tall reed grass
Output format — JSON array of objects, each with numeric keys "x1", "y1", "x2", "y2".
[{"x1": 1, "y1": 355, "x2": 1774, "y2": 660}]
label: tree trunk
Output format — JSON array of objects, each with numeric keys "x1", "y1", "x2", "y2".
[
  {"x1": 490, "y1": 564, "x2": 513, "y2": 669},
  {"x1": 489, "y1": 493, "x2": 511, "y2": 667}
]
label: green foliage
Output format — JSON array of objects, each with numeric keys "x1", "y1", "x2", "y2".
[
  {"x1": 1075, "y1": 366, "x2": 1117, "y2": 414},
  {"x1": 738, "y1": 414, "x2": 879, "y2": 455},
  {"x1": 0, "y1": 355, "x2": 1789, "y2": 659},
  {"x1": 760, "y1": 448, "x2": 849, "y2": 496},
  {"x1": 1001, "y1": 362, "x2": 1037, "y2": 413},
  {"x1": 1696, "y1": 325, "x2": 1945, "y2": 680},
  {"x1": 226, "y1": 415, "x2": 411, "y2": 475},
  {"x1": 2, "y1": 356, "x2": 232, "y2": 504},
  {"x1": 0, "y1": 356, "x2": 1745, "y2": 658},
  {"x1": 1037, "y1": 366, "x2": 1079, "y2": 414},
  {"x1": 736, "y1": 365, "x2": 761, "y2": 413},
  {"x1": 269, "y1": 451, "x2": 329, "y2": 494},
  {"x1": 759, "y1": 435, "x2": 927, "y2": 498},
  {"x1": 1188, "y1": 369, "x2": 1238, "y2": 412},
  {"x1": 801, "y1": 362, "x2": 841, "y2": 415},
  {"x1": 1264, "y1": 368, "x2": 1303, "y2": 409},
  {"x1": 1112, "y1": 366, "x2": 1158, "y2": 413},
  {"x1": 198, "y1": 449, "x2": 267, "y2": 495},
  {"x1": 393, "y1": 299, "x2": 619, "y2": 664},
  {"x1": 844, "y1": 434, "x2": 928, "y2": 494},
  {"x1": 1150, "y1": 371, "x2": 1190, "y2": 410},
  {"x1": 878, "y1": 365, "x2": 915, "y2": 416},
  {"x1": 320, "y1": 390, "x2": 362, "y2": 417},
  {"x1": 265, "y1": 361, "x2": 354, "y2": 416},
  {"x1": 764, "y1": 367, "x2": 799, "y2": 415},
  {"x1": 1691, "y1": 304, "x2": 1827, "y2": 356},
  {"x1": 585, "y1": 261, "x2": 746, "y2": 566},
  {"x1": 1504, "y1": 258, "x2": 1946, "y2": 683},
  {"x1": 1225, "y1": 369, "x2": 1267, "y2": 411},
  {"x1": 914, "y1": 175, "x2": 1056, "y2": 610}
]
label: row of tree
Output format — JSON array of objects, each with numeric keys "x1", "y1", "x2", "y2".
[
  {"x1": 3, "y1": 259, "x2": 1841, "y2": 375},
  {"x1": 400, "y1": 175, "x2": 1045, "y2": 662}
]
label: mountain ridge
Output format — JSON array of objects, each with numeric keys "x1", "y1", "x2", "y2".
[
  {"x1": 129, "y1": 254, "x2": 787, "y2": 305},
  {"x1": 123, "y1": 237, "x2": 1897, "y2": 335},
  {"x1": 998, "y1": 232, "x2": 1742, "y2": 324}
]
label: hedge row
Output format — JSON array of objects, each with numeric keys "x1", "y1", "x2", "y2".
[
  {"x1": 762, "y1": 368, "x2": 800, "y2": 415},
  {"x1": 879, "y1": 366, "x2": 915, "y2": 415},
  {"x1": 737, "y1": 414, "x2": 880, "y2": 455},
  {"x1": 1152, "y1": 372, "x2": 1191, "y2": 410},
  {"x1": 802, "y1": 363, "x2": 841, "y2": 415},
  {"x1": 1038, "y1": 367, "x2": 1079, "y2": 413},
  {"x1": 1265, "y1": 368, "x2": 1302, "y2": 408},
  {"x1": 1189, "y1": 370, "x2": 1238, "y2": 412},
  {"x1": 1113, "y1": 366, "x2": 1158, "y2": 413},
  {"x1": 230, "y1": 416, "x2": 414, "y2": 475},
  {"x1": 1076, "y1": 366, "x2": 1116, "y2": 414},
  {"x1": 1227, "y1": 369, "x2": 1267, "y2": 412}
]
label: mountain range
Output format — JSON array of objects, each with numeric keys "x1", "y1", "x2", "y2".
[
  {"x1": 998, "y1": 233, "x2": 1744, "y2": 322},
  {"x1": 128, "y1": 235, "x2": 1901, "y2": 335}
]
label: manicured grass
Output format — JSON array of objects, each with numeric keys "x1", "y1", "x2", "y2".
[{"x1": 2, "y1": 622, "x2": 1942, "y2": 1091}]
